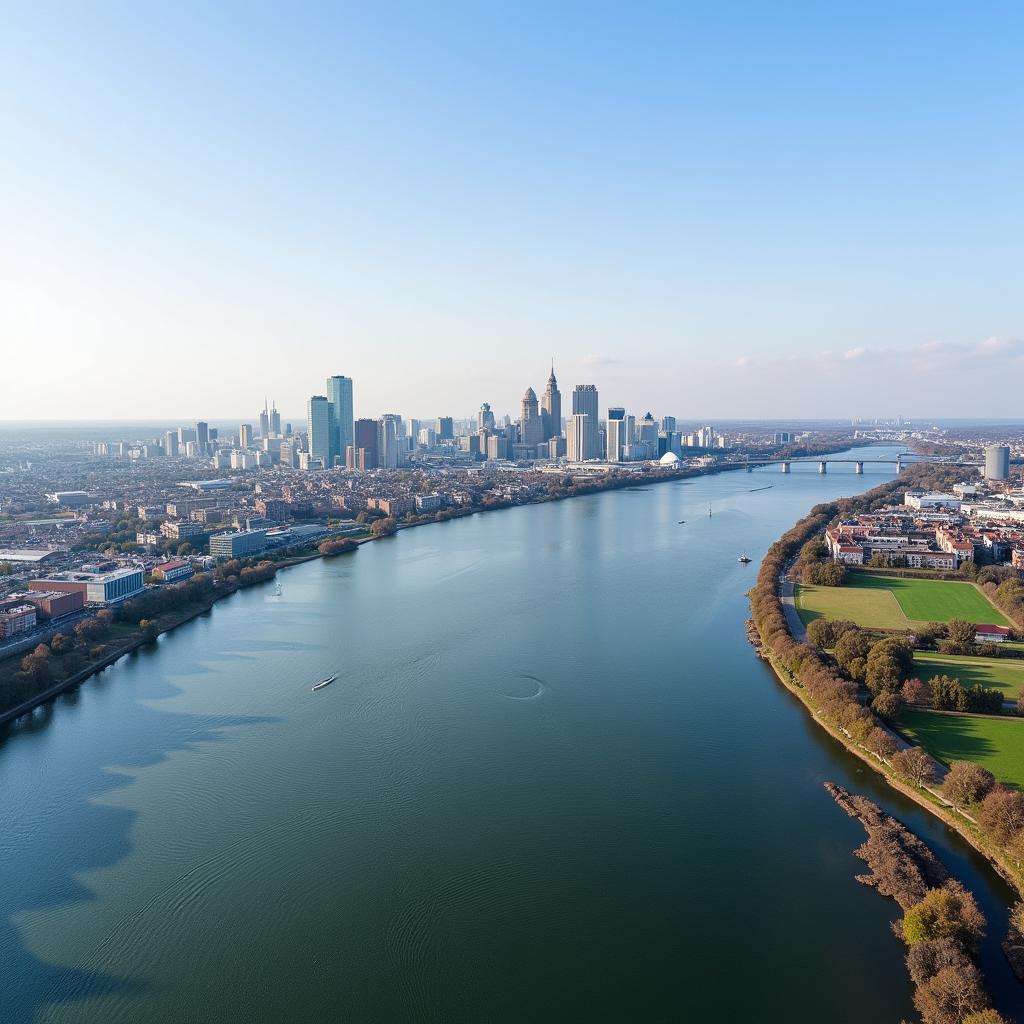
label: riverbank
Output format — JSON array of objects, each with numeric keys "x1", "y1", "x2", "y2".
[{"x1": 748, "y1": 464, "x2": 1024, "y2": 968}]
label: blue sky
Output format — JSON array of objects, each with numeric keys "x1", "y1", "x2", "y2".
[{"x1": 2, "y1": 2, "x2": 1021, "y2": 421}]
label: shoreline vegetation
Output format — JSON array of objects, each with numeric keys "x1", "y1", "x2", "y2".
[
  {"x1": 0, "y1": 449, "x2": 809, "y2": 727},
  {"x1": 749, "y1": 462, "x2": 1024, "y2": 1000},
  {"x1": 826, "y1": 783, "x2": 1004, "y2": 1024}
]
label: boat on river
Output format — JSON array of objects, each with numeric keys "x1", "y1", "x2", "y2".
[
  {"x1": 738, "y1": 554, "x2": 752, "y2": 564},
  {"x1": 312, "y1": 674, "x2": 337, "y2": 691}
]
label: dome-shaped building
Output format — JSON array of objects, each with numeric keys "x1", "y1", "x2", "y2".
[{"x1": 658, "y1": 451, "x2": 681, "y2": 466}]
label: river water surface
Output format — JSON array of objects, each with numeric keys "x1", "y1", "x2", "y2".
[{"x1": 2, "y1": 445, "x2": 1022, "y2": 1022}]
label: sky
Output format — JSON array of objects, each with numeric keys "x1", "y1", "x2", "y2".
[{"x1": 2, "y1": 1, "x2": 1022, "y2": 423}]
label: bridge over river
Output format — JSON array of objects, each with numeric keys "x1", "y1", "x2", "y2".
[{"x1": 737, "y1": 452, "x2": 985, "y2": 474}]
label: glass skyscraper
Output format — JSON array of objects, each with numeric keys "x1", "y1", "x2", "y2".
[
  {"x1": 307, "y1": 395, "x2": 332, "y2": 468},
  {"x1": 326, "y1": 375, "x2": 354, "y2": 467}
]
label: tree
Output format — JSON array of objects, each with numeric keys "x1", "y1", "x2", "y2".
[
  {"x1": 63, "y1": 651, "x2": 84, "y2": 675},
  {"x1": 963, "y1": 1010, "x2": 1010, "y2": 1024},
  {"x1": 902, "y1": 883, "x2": 986, "y2": 950},
  {"x1": 871, "y1": 690, "x2": 903, "y2": 720},
  {"x1": 913, "y1": 964, "x2": 988, "y2": 1024},
  {"x1": 865, "y1": 726, "x2": 898, "y2": 760},
  {"x1": 177, "y1": 542, "x2": 194, "y2": 556},
  {"x1": 902, "y1": 677, "x2": 925, "y2": 705},
  {"x1": 0, "y1": 560, "x2": 13, "y2": 576},
  {"x1": 977, "y1": 786, "x2": 1024, "y2": 845},
  {"x1": 138, "y1": 619, "x2": 160, "y2": 643},
  {"x1": 20, "y1": 645, "x2": 50, "y2": 686},
  {"x1": 370, "y1": 517, "x2": 398, "y2": 537},
  {"x1": 49, "y1": 633, "x2": 72, "y2": 655},
  {"x1": 96, "y1": 608, "x2": 114, "y2": 627},
  {"x1": 942, "y1": 762, "x2": 996, "y2": 812},
  {"x1": 892, "y1": 747, "x2": 937, "y2": 788},
  {"x1": 834, "y1": 629, "x2": 872, "y2": 681},
  {"x1": 947, "y1": 618, "x2": 977, "y2": 650},
  {"x1": 906, "y1": 937, "x2": 971, "y2": 988}
]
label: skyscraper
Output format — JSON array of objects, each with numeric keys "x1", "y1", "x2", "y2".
[
  {"x1": 353, "y1": 418, "x2": 379, "y2": 468},
  {"x1": 566, "y1": 412, "x2": 589, "y2": 461},
  {"x1": 239, "y1": 423, "x2": 253, "y2": 449},
  {"x1": 326, "y1": 376, "x2": 354, "y2": 468},
  {"x1": 377, "y1": 414, "x2": 402, "y2": 469},
  {"x1": 520, "y1": 387, "x2": 544, "y2": 450},
  {"x1": 571, "y1": 384, "x2": 600, "y2": 459},
  {"x1": 607, "y1": 407, "x2": 626, "y2": 462},
  {"x1": 259, "y1": 402, "x2": 270, "y2": 438},
  {"x1": 541, "y1": 363, "x2": 561, "y2": 440},
  {"x1": 164, "y1": 431, "x2": 179, "y2": 457},
  {"x1": 985, "y1": 445, "x2": 1010, "y2": 481},
  {"x1": 436, "y1": 416, "x2": 454, "y2": 441},
  {"x1": 661, "y1": 415, "x2": 676, "y2": 433},
  {"x1": 270, "y1": 401, "x2": 281, "y2": 435},
  {"x1": 478, "y1": 403, "x2": 495, "y2": 431},
  {"x1": 307, "y1": 396, "x2": 331, "y2": 468},
  {"x1": 196, "y1": 421, "x2": 209, "y2": 452}
]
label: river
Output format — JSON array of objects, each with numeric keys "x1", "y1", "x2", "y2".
[{"x1": 2, "y1": 444, "x2": 1021, "y2": 1022}]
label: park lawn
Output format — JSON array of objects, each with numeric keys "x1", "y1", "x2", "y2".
[
  {"x1": 796, "y1": 582, "x2": 909, "y2": 630},
  {"x1": 796, "y1": 574, "x2": 1009, "y2": 630},
  {"x1": 899, "y1": 708, "x2": 1024, "y2": 790},
  {"x1": 912, "y1": 652, "x2": 1024, "y2": 699}
]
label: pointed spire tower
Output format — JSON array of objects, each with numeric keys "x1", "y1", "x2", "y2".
[{"x1": 541, "y1": 359, "x2": 561, "y2": 441}]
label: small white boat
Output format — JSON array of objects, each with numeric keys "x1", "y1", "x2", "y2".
[
  {"x1": 312, "y1": 675, "x2": 337, "y2": 691},
  {"x1": 274, "y1": 583, "x2": 282, "y2": 597},
  {"x1": 738, "y1": 554, "x2": 752, "y2": 564}
]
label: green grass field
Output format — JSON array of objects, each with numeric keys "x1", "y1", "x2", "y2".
[
  {"x1": 899, "y1": 709, "x2": 1024, "y2": 789},
  {"x1": 913, "y1": 652, "x2": 1024, "y2": 699},
  {"x1": 796, "y1": 574, "x2": 1009, "y2": 631}
]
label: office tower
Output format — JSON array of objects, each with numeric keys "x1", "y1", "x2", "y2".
[
  {"x1": 239, "y1": 423, "x2": 254, "y2": 449},
  {"x1": 326, "y1": 375, "x2": 354, "y2": 467},
  {"x1": 209, "y1": 427, "x2": 218, "y2": 441},
  {"x1": 661, "y1": 415, "x2": 676, "y2": 433},
  {"x1": 164, "y1": 431, "x2": 179, "y2": 457},
  {"x1": 195, "y1": 421, "x2": 209, "y2": 453},
  {"x1": 407, "y1": 418, "x2": 420, "y2": 441},
  {"x1": 566, "y1": 413, "x2": 590, "y2": 461},
  {"x1": 270, "y1": 401, "x2": 281, "y2": 435},
  {"x1": 436, "y1": 416, "x2": 454, "y2": 441},
  {"x1": 606, "y1": 407, "x2": 626, "y2": 462},
  {"x1": 354, "y1": 418, "x2": 379, "y2": 468},
  {"x1": 259, "y1": 401, "x2": 270, "y2": 438},
  {"x1": 478, "y1": 402, "x2": 495, "y2": 432},
  {"x1": 520, "y1": 387, "x2": 544, "y2": 450},
  {"x1": 307, "y1": 396, "x2": 331, "y2": 468},
  {"x1": 541, "y1": 363, "x2": 562, "y2": 440},
  {"x1": 377, "y1": 414, "x2": 402, "y2": 469},
  {"x1": 571, "y1": 384, "x2": 600, "y2": 459},
  {"x1": 418, "y1": 427, "x2": 435, "y2": 446},
  {"x1": 638, "y1": 412, "x2": 658, "y2": 446},
  {"x1": 985, "y1": 445, "x2": 1010, "y2": 481}
]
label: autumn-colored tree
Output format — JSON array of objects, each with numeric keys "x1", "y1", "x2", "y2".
[
  {"x1": 871, "y1": 690, "x2": 903, "y2": 720},
  {"x1": 942, "y1": 762, "x2": 996, "y2": 812},
  {"x1": 977, "y1": 786, "x2": 1024, "y2": 845},
  {"x1": 892, "y1": 747, "x2": 937, "y2": 788},
  {"x1": 865, "y1": 727, "x2": 898, "y2": 760},
  {"x1": 913, "y1": 963, "x2": 988, "y2": 1024},
  {"x1": 139, "y1": 619, "x2": 160, "y2": 643}
]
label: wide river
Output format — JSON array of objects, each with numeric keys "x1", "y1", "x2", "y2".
[{"x1": 3, "y1": 445, "x2": 1022, "y2": 1023}]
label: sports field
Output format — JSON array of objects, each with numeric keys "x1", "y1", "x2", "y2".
[
  {"x1": 913, "y1": 652, "x2": 1024, "y2": 699},
  {"x1": 796, "y1": 574, "x2": 1009, "y2": 631},
  {"x1": 899, "y1": 709, "x2": 1024, "y2": 790}
]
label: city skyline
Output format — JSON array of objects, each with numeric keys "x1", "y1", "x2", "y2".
[{"x1": 4, "y1": 4, "x2": 1022, "y2": 420}]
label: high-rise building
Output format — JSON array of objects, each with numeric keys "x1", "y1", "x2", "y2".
[
  {"x1": 270, "y1": 402, "x2": 281, "y2": 435},
  {"x1": 985, "y1": 445, "x2": 1010, "y2": 481},
  {"x1": 607, "y1": 407, "x2": 626, "y2": 462},
  {"x1": 571, "y1": 385, "x2": 600, "y2": 459},
  {"x1": 541, "y1": 363, "x2": 561, "y2": 440},
  {"x1": 259, "y1": 402, "x2": 270, "y2": 438},
  {"x1": 377, "y1": 414, "x2": 402, "y2": 469},
  {"x1": 638, "y1": 412, "x2": 658, "y2": 449},
  {"x1": 353, "y1": 418, "x2": 379, "y2": 469},
  {"x1": 195, "y1": 421, "x2": 209, "y2": 452},
  {"x1": 520, "y1": 387, "x2": 544, "y2": 451},
  {"x1": 436, "y1": 417, "x2": 454, "y2": 441},
  {"x1": 178, "y1": 426, "x2": 196, "y2": 445},
  {"x1": 164, "y1": 431, "x2": 179, "y2": 457},
  {"x1": 661, "y1": 415, "x2": 676, "y2": 433},
  {"x1": 325, "y1": 376, "x2": 354, "y2": 467},
  {"x1": 478, "y1": 403, "x2": 495, "y2": 432},
  {"x1": 239, "y1": 423, "x2": 254, "y2": 449},
  {"x1": 566, "y1": 413, "x2": 590, "y2": 461},
  {"x1": 307, "y1": 396, "x2": 331, "y2": 468}
]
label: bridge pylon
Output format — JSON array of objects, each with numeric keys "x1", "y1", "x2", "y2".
[
  {"x1": 818, "y1": 461, "x2": 827, "y2": 474},
  {"x1": 855, "y1": 461, "x2": 863, "y2": 474},
  {"x1": 780, "y1": 461, "x2": 790, "y2": 474}
]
